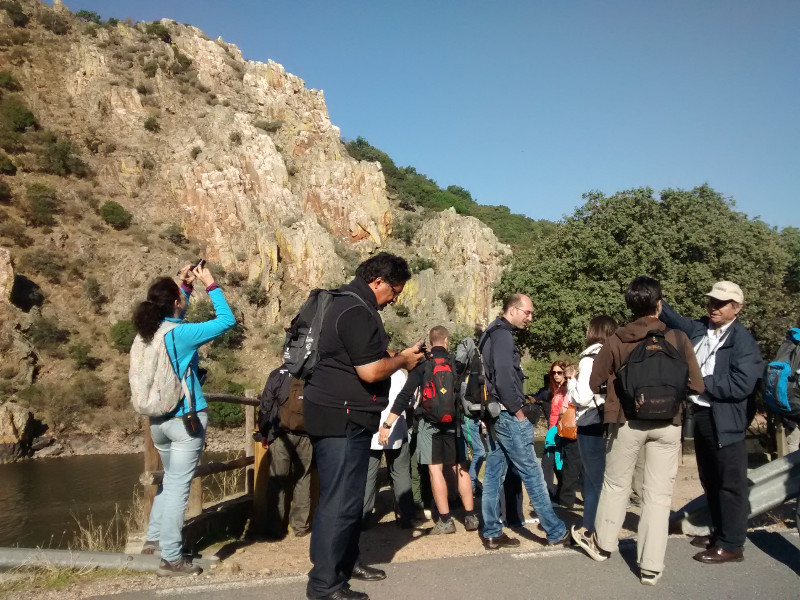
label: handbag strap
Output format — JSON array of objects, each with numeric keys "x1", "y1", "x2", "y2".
[{"x1": 169, "y1": 329, "x2": 195, "y2": 413}]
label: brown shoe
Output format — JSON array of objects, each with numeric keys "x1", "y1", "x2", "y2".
[
  {"x1": 690, "y1": 535, "x2": 713, "y2": 549},
  {"x1": 482, "y1": 533, "x2": 521, "y2": 550},
  {"x1": 693, "y1": 546, "x2": 744, "y2": 564}
]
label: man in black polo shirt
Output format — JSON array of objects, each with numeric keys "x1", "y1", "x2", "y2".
[{"x1": 304, "y1": 252, "x2": 424, "y2": 600}]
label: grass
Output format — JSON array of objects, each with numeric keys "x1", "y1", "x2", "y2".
[{"x1": 0, "y1": 565, "x2": 143, "y2": 594}]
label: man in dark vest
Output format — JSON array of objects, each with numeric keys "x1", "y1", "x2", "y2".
[
  {"x1": 258, "y1": 363, "x2": 313, "y2": 539},
  {"x1": 304, "y1": 253, "x2": 424, "y2": 600}
]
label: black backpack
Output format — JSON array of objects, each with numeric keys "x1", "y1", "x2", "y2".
[
  {"x1": 420, "y1": 356, "x2": 457, "y2": 424},
  {"x1": 615, "y1": 329, "x2": 689, "y2": 421},
  {"x1": 454, "y1": 337, "x2": 484, "y2": 417},
  {"x1": 282, "y1": 289, "x2": 368, "y2": 379}
]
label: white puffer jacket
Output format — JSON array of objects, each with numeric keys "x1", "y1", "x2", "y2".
[{"x1": 568, "y1": 343, "x2": 606, "y2": 421}]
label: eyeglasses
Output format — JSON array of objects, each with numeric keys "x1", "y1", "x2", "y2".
[
  {"x1": 383, "y1": 280, "x2": 403, "y2": 300},
  {"x1": 551, "y1": 370, "x2": 563, "y2": 375},
  {"x1": 514, "y1": 305, "x2": 533, "y2": 317}
]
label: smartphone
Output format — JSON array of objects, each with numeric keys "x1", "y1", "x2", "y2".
[{"x1": 194, "y1": 259, "x2": 206, "y2": 270}]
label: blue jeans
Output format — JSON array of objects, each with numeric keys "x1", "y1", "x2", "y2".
[
  {"x1": 461, "y1": 417, "x2": 486, "y2": 490},
  {"x1": 577, "y1": 432, "x2": 606, "y2": 531},
  {"x1": 307, "y1": 422, "x2": 372, "y2": 598},
  {"x1": 481, "y1": 412, "x2": 566, "y2": 541},
  {"x1": 146, "y1": 412, "x2": 207, "y2": 562}
]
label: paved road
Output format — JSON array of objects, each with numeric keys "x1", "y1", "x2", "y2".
[{"x1": 99, "y1": 530, "x2": 799, "y2": 599}]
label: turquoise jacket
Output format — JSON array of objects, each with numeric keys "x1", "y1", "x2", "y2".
[{"x1": 162, "y1": 285, "x2": 236, "y2": 416}]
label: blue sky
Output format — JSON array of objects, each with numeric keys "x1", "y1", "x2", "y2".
[{"x1": 61, "y1": 1, "x2": 799, "y2": 229}]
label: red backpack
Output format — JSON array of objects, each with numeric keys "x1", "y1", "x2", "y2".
[{"x1": 420, "y1": 356, "x2": 457, "y2": 424}]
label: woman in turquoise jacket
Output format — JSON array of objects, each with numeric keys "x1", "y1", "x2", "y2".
[{"x1": 132, "y1": 262, "x2": 236, "y2": 576}]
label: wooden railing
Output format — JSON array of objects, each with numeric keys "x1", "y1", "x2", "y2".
[{"x1": 140, "y1": 390, "x2": 259, "y2": 521}]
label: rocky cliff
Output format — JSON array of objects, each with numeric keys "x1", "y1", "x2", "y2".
[{"x1": 0, "y1": 0, "x2": 509, "y2": 449}]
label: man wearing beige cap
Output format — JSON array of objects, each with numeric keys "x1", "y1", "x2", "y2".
[{"x1": 659, "y1": 281, "x2": 763, "y2": 564}]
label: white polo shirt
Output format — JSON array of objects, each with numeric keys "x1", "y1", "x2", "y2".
[{"x1": 690, "y1": 319, "x2": 735, "y2": 407}]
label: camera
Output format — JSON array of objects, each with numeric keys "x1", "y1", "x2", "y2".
[
  {"x1": 194, "y1": 258, "x2": 206, "y2": 270},
  {"x1": 419, "y1": 343, "x2": 432, "y2": 359}
]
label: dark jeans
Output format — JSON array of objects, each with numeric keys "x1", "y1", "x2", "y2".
[
  {"x1": 307, "y1": 422, "x2": 372, "y2": 598},
  {"x1": 693, "y1": 406, "x2": 749, "y2": 552},
  {"x1": 557, "y1": 438, "x2": 582, "y2": 507}
]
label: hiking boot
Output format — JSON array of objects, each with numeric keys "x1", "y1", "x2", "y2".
[
  {"x1": 429, "y1": 518, "x2": 456, "y2": 535},
  {"x1": 464, "y1": 514, "x2": 480, "y2": 532},
  {"x1": 640, "y1": 569, "x2": 662, "y2": 585},
  {"x1": 141, "y1": 540, "x2": 159, "y2": 555},
  {"x1": 156, "y1": 557, "x2": 202, "y2": 577},
  {"x1": 482, "y1": 533, "x2": 521, "y2": 550},
  {"x1": 571, "y1": 526, "x2": 610, "y2": 562}
]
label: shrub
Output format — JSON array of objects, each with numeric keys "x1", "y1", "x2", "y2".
[
  {"x1": 0, "y1": 152, "x2": 15, "y2": 174},
  {"x1": 243, "y1": 280, "x2": 267, "y2": 307},
  {"x1": 408, "y1": 256, "x2": 434, "y2": 274},
  {"x1": 394, "y1": 304, "x2": 410, "y2": 318},
  {"x1": 109, "y1": 320, "x2": 136, "y2": 353},
  {"x1": 0, "y1": 96, "x2": 36, "y2": 132},
  {"x1": 25, "y1": 182, "x2": 59, "y2": 226},
  {"x1": 0, "y1": 129, "x2": 24, "y2": 153},
  {"x1": 0, "y1": 1, "x2": 28, "y2": 27},
  {"x1": 145, "y1": 21, "x2": 170, "y2": 43},
  {"x1": 185, "y1": 299, "x2": 245, "y2": 351},
  {"x1": 70, "y1": 372, "x2": 105, "y2": 407},
  {"x1": 84, "y1": 277, "x2": 108, "y2": 313},
  {"x1": 135, "y1": 83, "x2": 151, "y2": 95},
  {"x1": 142, "y1": 60, "x2": 158, "y2": 78},
  {"x1": 143, "y1": 116, "x2": 160, "y2": 132},
  {"x1": 190, "y1": 146, "x2": 201, "y2": 159},
  {"x1": 229, "y1": 131, "x2": 241, "y2": 145},
  {"x1": 99, "y1": 200, "x2": 133, "y2": 229},
  {"x1": 0, "y1": 71, "x2": 21, "y2": 91},
  {"x1": 161, "y1": 223, "x2": 186, "y2": 245},
  {"x1": 19, "y1": 248, "x2": 66, "y2": 282},
  {"x1": 207, "y1": 398, "x2": 243, "y2": 428},
  {"x1": 0, "y1": 180, "x2": 11, "y2": 202},
  {"x1": 253, "y1": 120, "x2": 283, "y2": 133},
  {"x1": 225, "y1": 270, "x2": 245, "y2": 287},
  {"x1": 141, "y1": 155, "x2": 155, "y2": 170},
  {"x1": 27, "y1": 317, "x2": 70, "y2": 349},
  {"x1": 69, "y1": 342, "x2": 101, "y2": 370},
  {"x1": 38, "y1": 11, "x2": 69, "y2": 35},
  {"x1": 0, "y1": 220, "x2": 32, "y2": 247},
  {"x1": 393, "y1": 214, "x2": 420, "y2": 245},
  {"x1": 75, "y1": 10, "x2": 101, "y2": 24},
  {"x1": 38, "y1": 134, "x2": 87, "y2": 177},
  {"x1": 440, "y1": 292, "x2": 456, "y2": 313},
  {"x1": 172, "y1": 49, "x2": 192, "y2": 73}
]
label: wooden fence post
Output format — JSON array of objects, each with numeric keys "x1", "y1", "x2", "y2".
[
  {"x1": 186, "y1": 477, "x2": 203, "y2": 518},
  {"x1": 245, "y1": 389, "x2": 256, "y2": 495}
]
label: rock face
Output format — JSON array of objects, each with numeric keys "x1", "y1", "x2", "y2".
[
  {"x1": 0, "y1": 248, "x2": 12, "y2": 302},
  {"x1": 0, "y1": 402, "x2": 47, "y2": 463}
]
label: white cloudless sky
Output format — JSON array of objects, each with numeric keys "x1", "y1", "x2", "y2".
[{"x1": 61, "y1": 1, "x2": 799, "y2": 228}]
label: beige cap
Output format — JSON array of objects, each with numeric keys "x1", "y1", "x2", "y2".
[{"x1": 706, "y1": 281, "x2": 744, "y2": 304}]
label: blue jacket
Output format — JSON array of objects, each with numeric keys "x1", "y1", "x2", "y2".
[
  {"x1": 163, "y1": 286, "x2": 236, "y2": 417},
  {"x1": 659, "y1": 300, "x2": 763, "y2": 447}
]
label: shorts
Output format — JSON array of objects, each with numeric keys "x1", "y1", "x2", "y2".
[{"x1": 417, "y1": 419, "x2": 467, "y2": 465}]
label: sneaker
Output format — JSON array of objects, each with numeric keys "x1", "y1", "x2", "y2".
[
  {"x1": 141, "y1": 540, "x2": 160, "y2": 555},
  {"x1": 156, "y1": 558, "x2": 203, "y2": 577},
  {"x1": 429, "y1": 518, "x2": 457, "y2": 535},
  {"x1": 464, "y1": 514, "x2": 480, "y2": 531},
  {"x1": 571, "y1": 526, "x2": 610, "y2": 562},
  {"x1": 640, "y1": 569, "x2": 662, "y2": 586},
  {"x1": 548, "y1": 529, "x2": 570, "y2": 546},
  {"x1": 482, "y1": 533, "x2": 521, "y2": 550}
]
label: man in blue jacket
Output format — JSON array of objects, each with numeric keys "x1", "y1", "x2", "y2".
[
  {"x1": 659, "y1": 281, "x2": 763, "y2": 564},
  {"x1": 480, "y1": 294, "x2": 567, "y2": 549}
]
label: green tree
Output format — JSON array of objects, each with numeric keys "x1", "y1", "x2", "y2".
[
  {"x1": 496, "y1": 185, "x2": 799, "y2": 359},
  {"x1": 75, "y1": 10, "x2": 101, "y2": 24},
  {"x1": 38, "y1": 134, "x2": 87, "y2": 177}
]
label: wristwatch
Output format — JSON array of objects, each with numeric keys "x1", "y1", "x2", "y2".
[{"x1": 381, "y1": 422, "x2": 392, "y2": 430}]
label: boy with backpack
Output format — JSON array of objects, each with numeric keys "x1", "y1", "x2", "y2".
[
  {"x1": 379, "y1": 326, "x2": 479, "y2": 534},
  {"x1": 572, "y1": 277, "x2": 704, "y2": 586}
]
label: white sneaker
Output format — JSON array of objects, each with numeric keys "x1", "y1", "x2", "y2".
[
  {"x1": 640, "y1": 570, "x2": 662, "y2": 586},
  {"x1": 571, "y1": 525, "x2": 610, "y2": 562}
]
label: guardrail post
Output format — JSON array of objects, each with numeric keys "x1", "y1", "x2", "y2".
[{"x1": 245, "y1": 389, "x2": 256, "y2": 495}]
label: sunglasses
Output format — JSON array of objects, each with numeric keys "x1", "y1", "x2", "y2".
[{"x1": 551, "y1": 370, "x2": 564, "y2": 375}]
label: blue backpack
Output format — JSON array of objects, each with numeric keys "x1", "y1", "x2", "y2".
[{"x1": 763, "y1": 328, "x2": 800, "y2": 420}]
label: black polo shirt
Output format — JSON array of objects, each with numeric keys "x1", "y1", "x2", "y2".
[{"x1": 303, "y1": 277, "x2": 390, "y2": 436}]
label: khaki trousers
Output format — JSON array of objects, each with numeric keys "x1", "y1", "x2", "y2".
[{"x1": 594, "y1": 421, "x2": 681, "y2": 573}]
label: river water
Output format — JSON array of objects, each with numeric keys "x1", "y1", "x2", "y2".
[{"x1": 0, "y1": 452, "x2": 239, "y2": 549}]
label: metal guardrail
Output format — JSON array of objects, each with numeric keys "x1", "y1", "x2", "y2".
[{"x1": 671, "y1": 449, "x2": 800, "y2": 535}]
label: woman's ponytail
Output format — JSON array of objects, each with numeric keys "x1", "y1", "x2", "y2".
[{"x1": 132, "y1": 277, "x2": 181, "y2": 342}]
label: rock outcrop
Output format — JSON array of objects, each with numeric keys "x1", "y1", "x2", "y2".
[{"x1": 0, "y1": 402, "x2": 47, "y2": 463}]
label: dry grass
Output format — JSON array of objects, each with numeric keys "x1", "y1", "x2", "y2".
[
  {"x1": 69, "y1": 488, "x2": 148, "y2": 553},
  {"x1": 203, "y1": 452, "x2": 245, "y2": 503}
]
